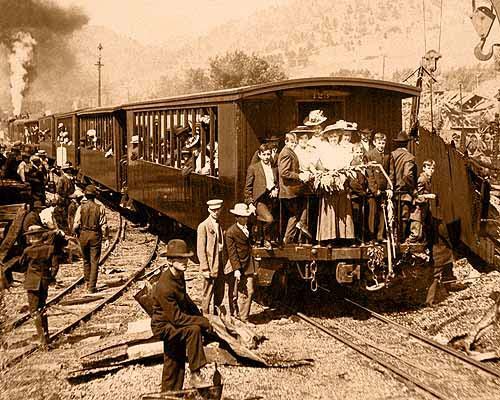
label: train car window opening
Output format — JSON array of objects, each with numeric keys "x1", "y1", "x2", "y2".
[
  {"x1": 79, "y1": 115, "x2": 115, "y2": 155},
  {"x1": 133, "y1": 106, "x2": 218, "y2": 177}
]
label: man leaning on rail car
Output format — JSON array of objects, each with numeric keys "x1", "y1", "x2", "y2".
[
  {"x1": 73, "y1": 185, "x2": 109, "y2": 293},
  {"x1": 197, "y1": 199, "x2": 226, "y2": 315},
  {"x1": 278, "y1": 132, "x2": 311, "y2": 244},
  {"x1": 151, "y1": 239, "x2": 215, "y2": 391}
]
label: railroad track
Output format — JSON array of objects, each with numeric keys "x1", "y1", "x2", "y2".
[
  {"x1": 0, "y1": 212, "x2": 158, "y2": 370},
  {"x1": 279, "y1": 298, "x2": 500, "y2": 400}
]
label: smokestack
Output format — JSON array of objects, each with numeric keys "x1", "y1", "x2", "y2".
[
  {"x1": 0, "y1": 0, "x2": 88, "y2": 115},
  {"x1": 8, "y1": 31, "x2": 37, "y2": 115}
]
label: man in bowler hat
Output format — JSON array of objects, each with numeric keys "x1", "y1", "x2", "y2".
[{"x1": 151, "y1": 239, "x2": 214, "y2": 391}]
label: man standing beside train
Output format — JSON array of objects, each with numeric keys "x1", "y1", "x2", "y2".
[
  {"x1": 278, "y1": 132, "x2": 311, "y2": 244},
  {"x1": 197, "y1": 199, "x2": 226, "y2": 315},
  {"x1": 73, "y1": 185, "x2": 109, "y2": 293}
]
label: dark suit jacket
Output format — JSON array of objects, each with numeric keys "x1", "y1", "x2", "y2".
[
  {"x1": 244, "y1": 161, "x2": 278, "y2": 204},
  {"x1": 20, "y1": 242, "x2": 57, "y2": 291},
  {"x1": 392, "y1": 148, "x2": 417, "y2": 201},
  {"x1": 224, "y1": 223, "x2": 255, "y2": 275},
  {"x1": 151, "y1": 269, "x2": 209, "y2": 339},
  {"x1": 365, "y1": 148, "x2": 395, "y2": 195},
  {"x1": 278, "y1": 146, "x2": 303, "y2": 199}
]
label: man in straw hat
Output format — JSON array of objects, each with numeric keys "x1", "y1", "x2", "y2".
[
  {"x1": 391, "y1": 130, "x2": 417, "y2": 241},
  {"x1": 224, "y1": 203, "x2": 256, "y2": 322},
  {"x1": 73, "y1": 185, "x2": 109, "y2": 293},
  {"x1": 151, "y1": 239, "x2": 215, "y2": 391},
  {"x1": 197, "y1": 199, "x2": 226, "y2": 315},
  {"x1": 19, "y1": 225, "x2": 58, "y2": 348}
]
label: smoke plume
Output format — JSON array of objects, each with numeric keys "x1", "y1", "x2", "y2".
[
  {"x1": 0, "y1": 0, "x2": 89, "y2": 115},
  {"x1": 8, "y1": 32, "x2": 36, "y2": 115}
]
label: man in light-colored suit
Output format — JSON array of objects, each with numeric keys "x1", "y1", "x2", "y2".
[{"x1": 197, "y1": 199, "x2": 225, "y2": 315}]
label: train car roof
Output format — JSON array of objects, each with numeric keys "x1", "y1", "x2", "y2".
[
  {"x1": 12, "y1": 118, "x2": 39, "y2": 126},
  {"x1": 54, "y1": 108, "x2": 90, "y2": 118},
  {"x1": 120, "y1": 77, "x2": 421, "y2": 110},
  {"x1": 77, "y1": 106, "x2": 123, "y2": 116}
]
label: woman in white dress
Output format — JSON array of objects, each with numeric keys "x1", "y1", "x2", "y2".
[{"x1": 316, "y1": 121, "x2": 355, "y2": 243}]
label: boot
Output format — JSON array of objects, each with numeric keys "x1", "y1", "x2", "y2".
[
  {"x1": 190, "y1": 368, "x2": 212, "y2": 389},
  {"x1": 34, "y1": 315, "x2": 49, "y2": 349}
]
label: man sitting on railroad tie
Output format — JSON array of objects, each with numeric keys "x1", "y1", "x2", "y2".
[
  {"x1": 391, "y1": 131, "x2": 417, "y2": 241},
  {"x1": 197, "y1": 199, "x2": 226, "y2": 315},
  {"x1": 151, "y1": 239, "x2": 215, "y2": 391},
  {"x1": 245, "y1": 143, "x2": 279, "y2": 250},
  {"x1": 225, "y1": 203, "x2": 256, "y2": 322},
  {"x1": 73, "y1": 185, "x2": 109, "y2": 293},
  {"x1": 19, "y1": 225, "x2": 59, "y2": 349},
  {"x1": 278, "y1": 132, "x2": 311, "y2": 244}
]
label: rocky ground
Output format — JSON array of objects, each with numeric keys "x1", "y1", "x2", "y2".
[{"x1": 0, "y1": 244, "x2": 499, "y2": 399}]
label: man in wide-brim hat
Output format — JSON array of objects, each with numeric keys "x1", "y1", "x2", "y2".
[
  {"x1": 151, "y1": 239, "x2": 215, "y2": 391},
  {"x1": 391, "y1": 130, "x2": 417, "y2": 241},
  {"x1": 224, "y1": 203, "x2": 256, "y2": 322}
]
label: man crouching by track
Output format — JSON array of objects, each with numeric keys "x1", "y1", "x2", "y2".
[
  {"x1": 20, "y1": 225, "x2": 60, "y2": 349},
  {"x1": 73, "y1": 185, "x2": 109, "y2": 293},
  {"x1": 151, "y1": 239, "x2": 216, "y2": 392}
]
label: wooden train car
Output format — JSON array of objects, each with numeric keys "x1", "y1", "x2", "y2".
[
  {"x1": 122, "y1": 77, "x2": 418, "y2": 231},
  {"x1": 7, "y1": 118, "x2": 38, "y2": 144},
  {"x1": 77, "y1": 107, "x2": 126, "y2": 192}
]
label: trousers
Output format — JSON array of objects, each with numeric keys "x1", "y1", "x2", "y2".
[
  {"x1": 227, "y1": 274, "x2": 255, "y2": 322},
  {"x1": 79, "y1": 230, "x2": 102, "y2": 291},
  {"x1": 201, "y1": 275, "x2": 225, "y2": 315},
  {"x1": 27, "y1": 289, "x2": 49, "y2": 344},
  {"x1": 161, "y1": 325, "x2": 207, "y2": 392},
  {"x1": 281, "y1": 197, "x2": 307, "y2": 244}
]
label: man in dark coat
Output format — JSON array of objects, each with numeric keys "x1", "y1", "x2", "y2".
[
  {"x1": 366, "y1": 132, "x2": 395, "y2": 242},
  {"x1": 151, "y1": 239, "x2": 214, "y2": 391},
  {"x1": 73, "y1": 185, "x2": 108, "y2": 293},
  {"x1": 224, "y1": 203, "x2": 256, "y2": 322},
  {"x1": 245, "y1": 143, "x2": 279, "y2": 249},
  {"x1": 391, "y1": 131, "x2": 417, "y2": 241},
  {"x1": 278, "y1": 132, "x2": 311, "y2": 244},
  {"x1": 19, "y1": 225, "x2": 59, "y2": 348}
]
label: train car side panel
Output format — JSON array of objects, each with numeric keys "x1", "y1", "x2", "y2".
[{"x1": 38, "y1": 116, "x2": 55, "y2": 159}]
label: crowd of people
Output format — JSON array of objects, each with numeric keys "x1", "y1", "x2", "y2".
[
  {"x1": 242, "y1": 109, "x2": 438, "y2": 250},
  {"x1": 1, "y1": 140, "x2": 109, "y2": 348}
]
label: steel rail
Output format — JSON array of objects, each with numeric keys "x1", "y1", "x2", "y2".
[
  {"x1": 4, "y1": 214, "x2": 123, "y2": 331},
  {"x1": 293, "y1": 310, "x2": 450, "y2": 400},
  {"x1": 344, "y1": 298, "x2": 500, "y2": 380},
  {"x1": 1, "y1": 234, "x2": 158, "y2": 370}
]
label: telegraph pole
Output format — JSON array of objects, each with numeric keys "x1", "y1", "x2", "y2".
[{"x1": 95, "y1": 43, "x2": 104, "y2": 107}]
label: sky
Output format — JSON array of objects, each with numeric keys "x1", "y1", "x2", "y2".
[{"x1": 55, "y1": 0, "x2": 287, "y2": 45}]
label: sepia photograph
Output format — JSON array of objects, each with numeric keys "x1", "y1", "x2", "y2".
[{"x1": 1, "y1": 1, "x2": 500, "y2": 399}]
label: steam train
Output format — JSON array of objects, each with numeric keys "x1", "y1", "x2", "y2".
[{"x1": 5, "y1": 77, "x2": 494, "y2": 300}]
